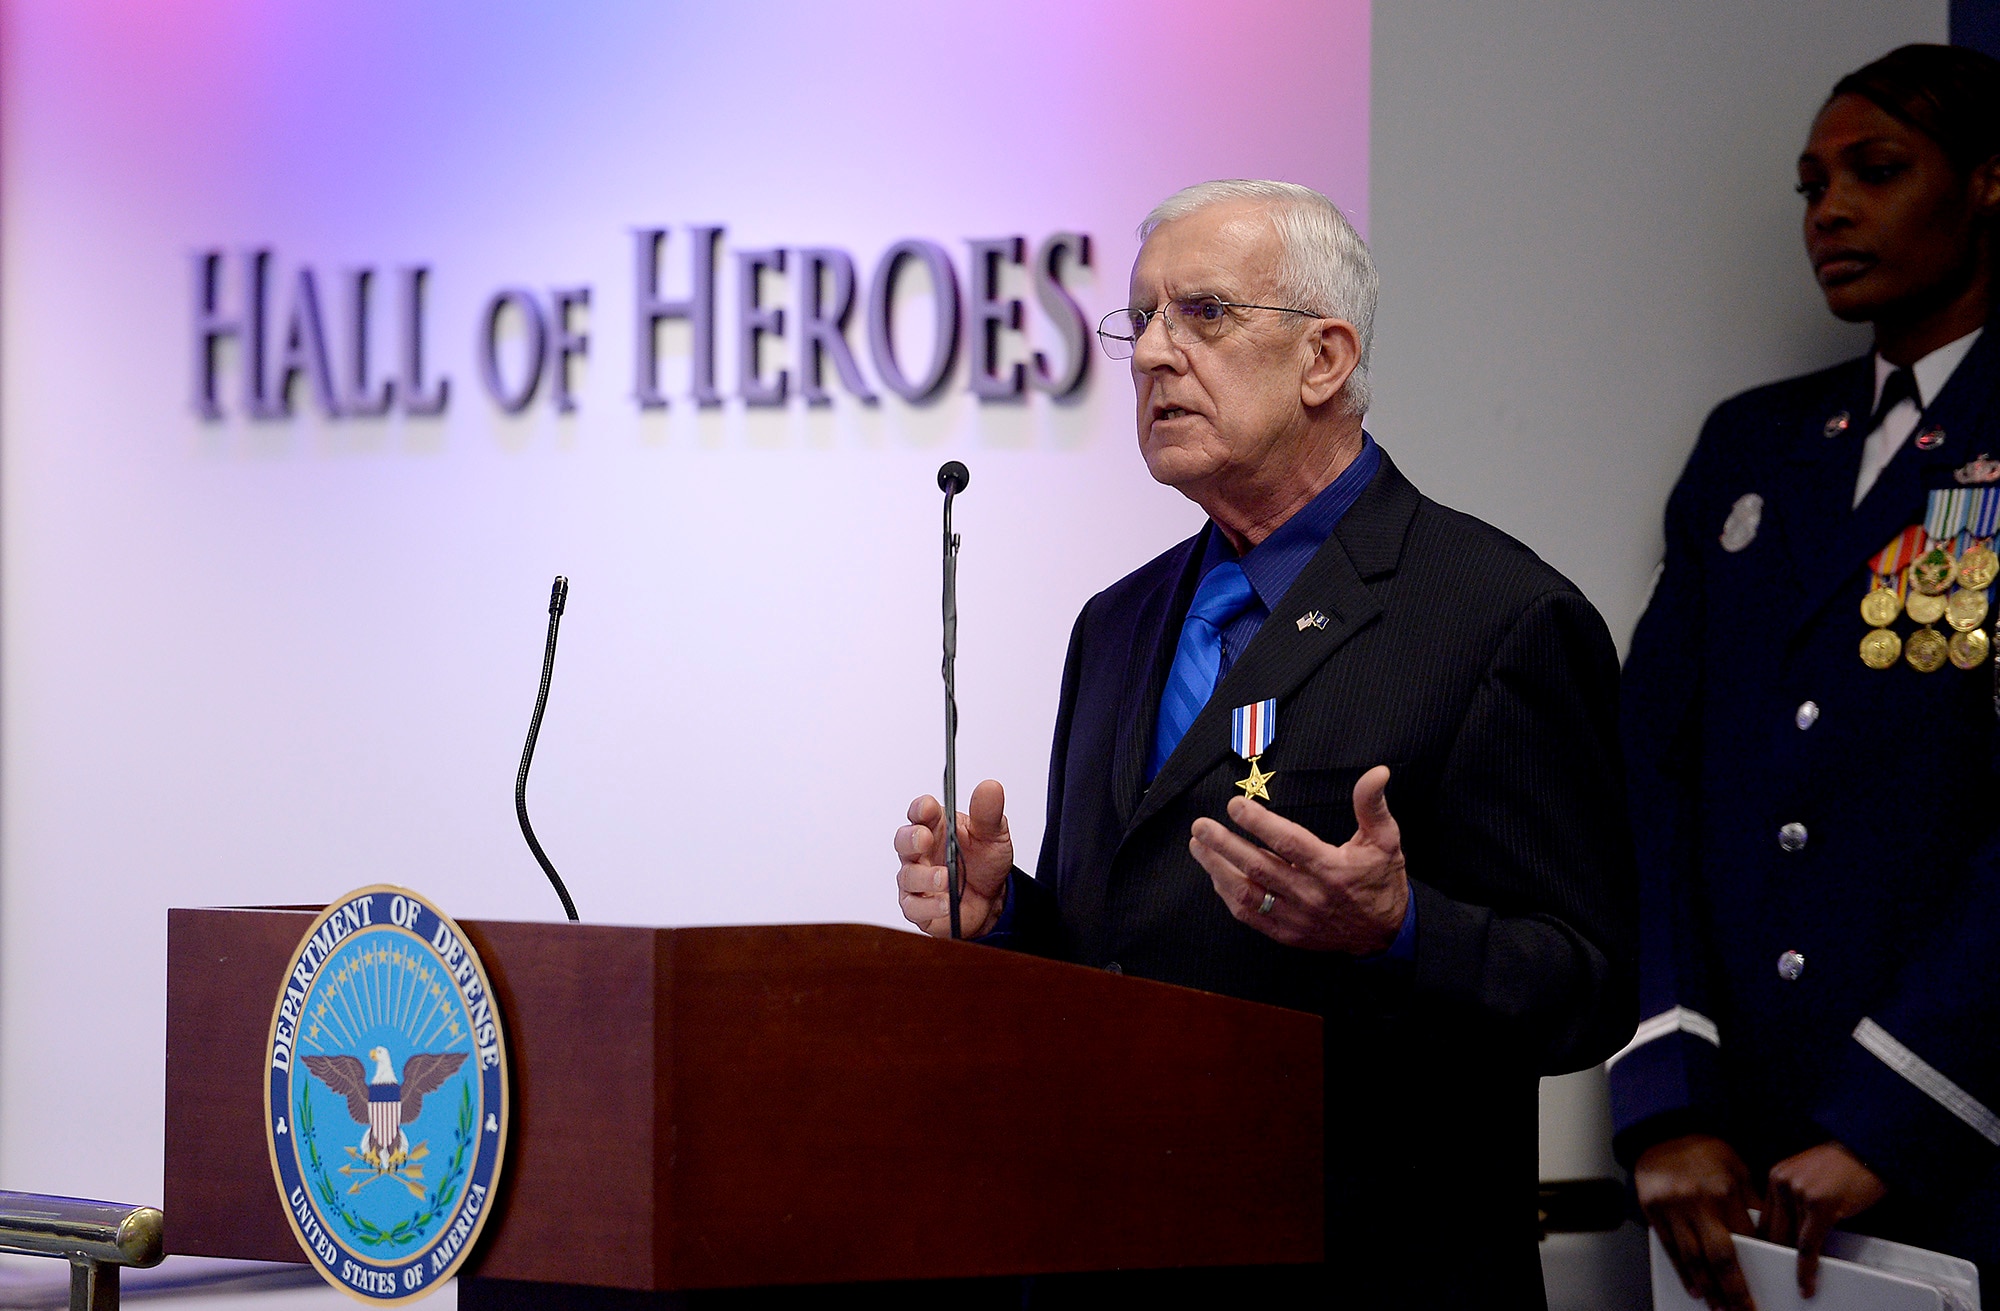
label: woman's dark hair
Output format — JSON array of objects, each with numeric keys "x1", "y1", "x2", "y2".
[{"x1": 1830, "y1": 43, "x2": 2000, "y2": 176}]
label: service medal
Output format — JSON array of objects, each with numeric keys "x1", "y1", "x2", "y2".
[
  {"x1": 1910, "y1": 547, "x2": 1958, "y2": 595},
  {"x1": 1860, "y1": 628, "x2": 1903, "y2": 669},
  {"x1": 1860, "y1": 587, "x2": 1902, "y2": 626},
  {"x1": 1908, "y1": 590, "x2": 1949, "y2": 625},
  {"x1": 1865, "y1": 527, "x2": 1924, "y2": 647},
  {"x1": 1906, "y1": 626, "x2": 1950, "y2": 673},
  {"x1": 1960, "y1": 545, "x2": 2000, "y2": 591},
  {"x1": 1231, "y1": 699, "x2": 1277, "y2": 802},
  {"x1": 1950, "y1": 628, "x2": 1991, "y2": 670},
  {"x1": 1912, "y1": 490, "x2": 1973, "y2": 596},
  {"x1": 1947, "y1": 587, "x2": 1990, "y2": 632},
  {"x1": 1960, "y1": 488, "x2": 2000, "y2": 589}
]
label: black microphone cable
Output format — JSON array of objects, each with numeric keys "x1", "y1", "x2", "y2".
[{"x1": 517, "y1": 575, "x2": 580, "y2": 922}]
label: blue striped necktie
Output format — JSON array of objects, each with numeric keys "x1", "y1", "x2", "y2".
[{"x1": 1150, "y1": 561, "x2": 1255, "y2": 780}]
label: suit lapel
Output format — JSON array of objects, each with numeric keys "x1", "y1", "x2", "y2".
[
  {"x1": 1108, "y1": 530, "x2": 1207, "y2": 829},
  {"x1": 1121, "y1": 457, "x2": 1418, "y2": 839}
]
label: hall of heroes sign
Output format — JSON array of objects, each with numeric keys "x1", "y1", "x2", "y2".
[
  {"x1": 193, "y1": 226, "x2": 1093, "y2": 421},
  {"x1": 266, "y1": 887, "x2": 508, "y2": 1304}
]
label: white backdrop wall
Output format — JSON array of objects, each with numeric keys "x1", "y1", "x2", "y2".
[{"x1": 0, "y1": 0, "x2": 1371, "y2": 1201}]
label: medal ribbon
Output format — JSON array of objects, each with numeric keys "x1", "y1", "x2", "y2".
[
  {"x1": 1969, "y1": 486, "x2": 1999, "y2": 540},
  {"x1": 1967, "y1": 488, "x2": 1999, "y2": 607},
  {"x1": 1872, "y1": 525, "x2": 1923, "y2": 589},
  {"x1": 1925, "y1": 487, "x2": 1971, "y2": 546},
  {"x1": 1231, "y1": 699, "x2": 1277, "y2": 760}
]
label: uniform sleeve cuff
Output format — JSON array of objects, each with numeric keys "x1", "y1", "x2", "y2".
[{"x1": 1815, "y1": 1021, "x2": 2000, "y2": 1202}]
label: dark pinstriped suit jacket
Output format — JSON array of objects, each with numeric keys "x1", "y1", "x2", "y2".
[{"x1": 1006, "y1": 451, "x2": 1638, "y2": 1309}]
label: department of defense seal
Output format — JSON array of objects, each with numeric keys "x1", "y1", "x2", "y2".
[{"x1": 266, "y1": 887, "x2": 508, "y2": 1304}]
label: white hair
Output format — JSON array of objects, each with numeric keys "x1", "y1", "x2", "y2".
[{"x1": 1140, "y1": 179, "x2": 1377, "y2": 415}]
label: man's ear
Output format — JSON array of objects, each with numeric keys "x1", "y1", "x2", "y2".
[{"x1": 1301, "y1": 319, "x2": 1362, "y2": 409}]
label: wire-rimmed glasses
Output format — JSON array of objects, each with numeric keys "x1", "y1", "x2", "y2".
[{"x1": 1096, "y1": 296, "x2": 1321, "y2": 359}]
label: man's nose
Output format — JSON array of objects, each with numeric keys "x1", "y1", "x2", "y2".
[{"x1": 1130, "y1": 308, "x2": 1183, "y2": 370}]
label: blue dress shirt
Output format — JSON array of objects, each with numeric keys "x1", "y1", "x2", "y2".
[{"x1": 1194, "y1": 433, "x2": 1381, "y2": 683}]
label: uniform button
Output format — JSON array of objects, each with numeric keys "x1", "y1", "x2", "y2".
[
  {"x1": 1104, "y1": 961, "x2": 1123, "y2": 975},
  {"x1": 1778, "y1": 822, "x2": 1808, "y2": 852},
  {"x1": 1796, "y1": 701, "x2": 1820, "y2": 730},
  {"x1": 1777, "y1": 950, "x2": 1806, "y2": 981}
]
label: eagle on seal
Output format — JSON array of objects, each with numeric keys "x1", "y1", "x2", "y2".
[{"x1": 303, "y1": 1047, "x2": 467, "y2": 1168}]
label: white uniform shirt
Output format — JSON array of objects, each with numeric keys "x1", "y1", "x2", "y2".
[{"x1": 1854, "y1": 328, "x2": 1983, "y2": 506}]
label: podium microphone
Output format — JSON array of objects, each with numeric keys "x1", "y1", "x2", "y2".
[
  {"x1": 937, "y1": 462, "x2": 969, "y2": 939},
  {"x1": 517, "y1": 575, "x2": 580, "y2": 922}
]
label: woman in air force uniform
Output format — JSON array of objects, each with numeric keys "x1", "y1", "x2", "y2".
[{"x1": 1609, "y1": 44, "x2": 2000, "y2": 1310}]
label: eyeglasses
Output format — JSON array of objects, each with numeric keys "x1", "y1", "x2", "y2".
[{"x1": 1097, "y1": 297, "x2": 1321, "y2": 360}]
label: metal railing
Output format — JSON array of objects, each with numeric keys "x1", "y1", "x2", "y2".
[{"x1": 0, "y1": 1193, "x2": 163, "y2": 1311}]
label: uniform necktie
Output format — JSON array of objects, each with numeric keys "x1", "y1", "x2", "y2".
[
  {"x1": 1871, "y1": 366, "x2": 1919, "y2": 432},
  {"x1": 1150, "y1": 561, "x2": 1255, "y2": 780}
]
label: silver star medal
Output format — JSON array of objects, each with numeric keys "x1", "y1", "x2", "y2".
[{"x1": 1719, "y1": 493, "x2": 1763, "y2": 553}]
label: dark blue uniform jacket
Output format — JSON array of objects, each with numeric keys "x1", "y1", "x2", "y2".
[{"x1": 1609, "y1": 324, "x2": 2000, "y2": 1271}]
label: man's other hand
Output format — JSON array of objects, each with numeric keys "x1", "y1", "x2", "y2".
[
  {"x1": 1760, "y1": 1141, "x2": 1886, "y2": 1299},
  {"x1": 1635, "y1": 1133, "x2": 1758, "y2": 1311},
  {"x1": 895, "y1": 779, "x2": 1013, "y2": 939},
  {"x1": 1187, "y1": 764, "x2": 1409, "y2": 954}
]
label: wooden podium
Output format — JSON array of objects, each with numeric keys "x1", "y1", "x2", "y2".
[{"x1": 164, "y1": 909, "x2": 1322, "y2": 1300}]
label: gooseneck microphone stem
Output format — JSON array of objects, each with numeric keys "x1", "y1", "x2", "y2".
[
  {"x1": 517, "y1": 575, "x2": 580, "y2": 923},
  {"x1": 938, "y1": 461, "x2": 969, "y2": 941}
]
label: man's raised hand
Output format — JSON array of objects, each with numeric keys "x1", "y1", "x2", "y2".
[
  {"x1": 1187, "y1": 764, "x2": 1409, "y2": 954},
  {"x1": 895, "y1": 779, "x2": 1014, "y2": 939}
]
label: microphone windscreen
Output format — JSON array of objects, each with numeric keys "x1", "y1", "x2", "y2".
[{"x1": 937, "y1": 461, "x2": 970, "y2": 494}]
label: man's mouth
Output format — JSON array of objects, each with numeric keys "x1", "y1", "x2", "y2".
[{"x1": 1154, "y1": 405, "x2": 1191, "y2": 421}]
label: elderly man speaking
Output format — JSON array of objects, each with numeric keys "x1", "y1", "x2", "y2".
[{"x1": 894, "y1": 180, "x2": 1637, "y2": 1307}]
